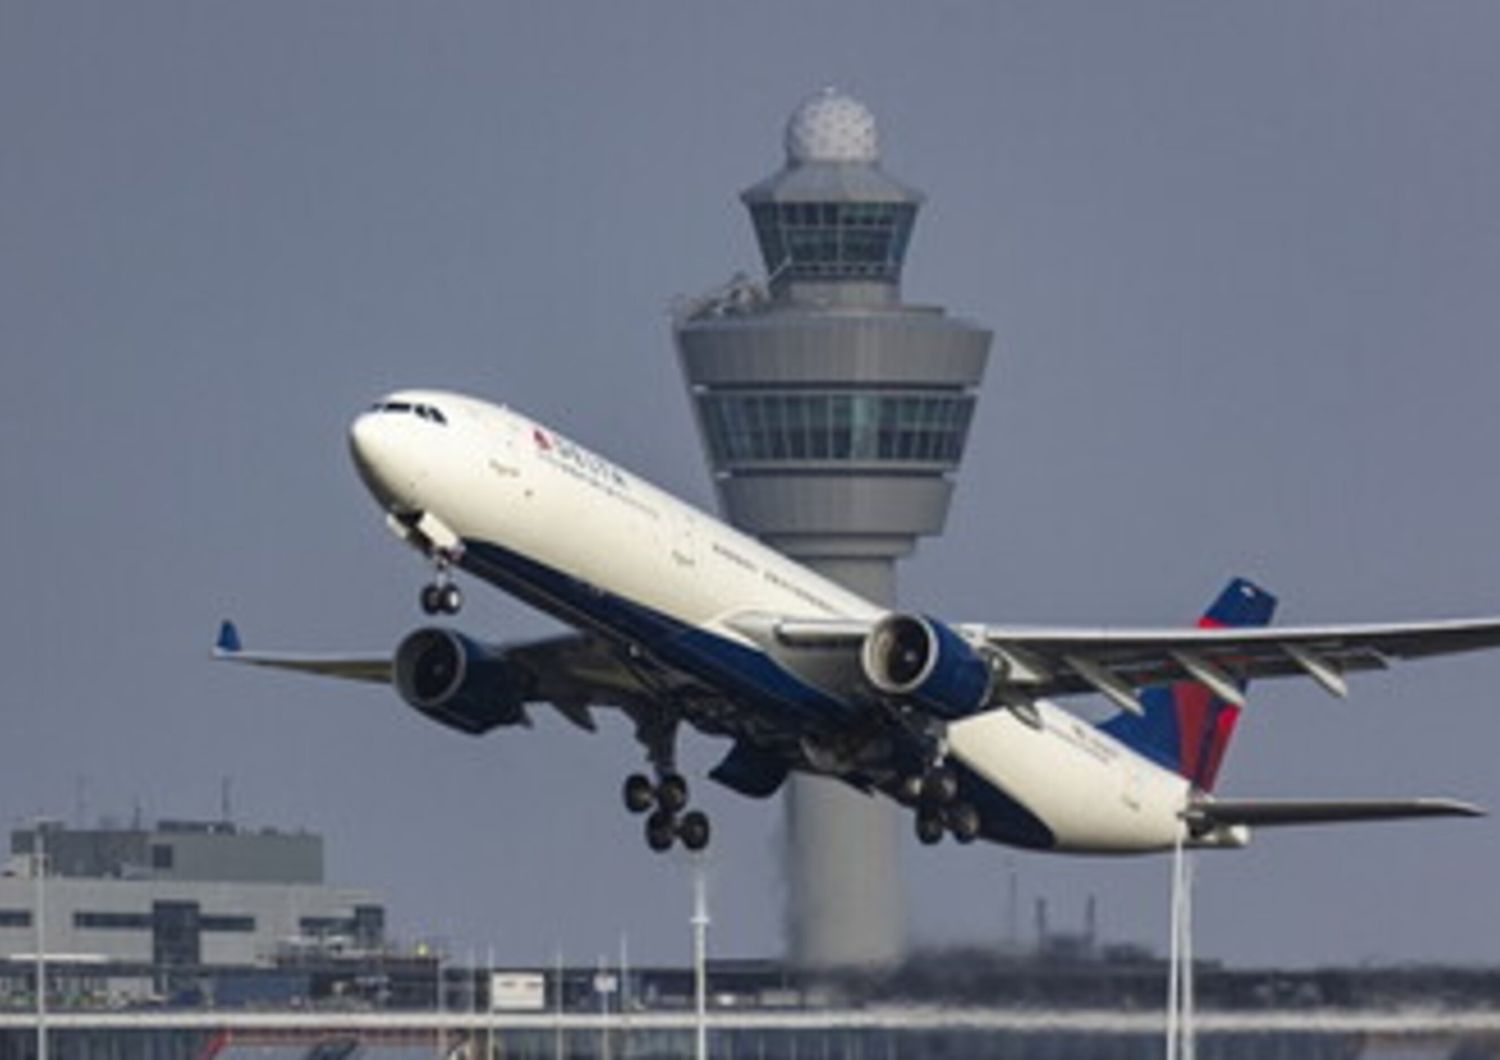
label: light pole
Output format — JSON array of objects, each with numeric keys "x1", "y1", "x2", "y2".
[
  {"x1": 485, "y1": 944, "x2": 495, "y2": 1060},
  {"x1": 435, "y1": 947, "x2": 445, "y2": 1060},
  {"x1": 595, "y1": 954, "x2": 611, "y2": 1060},
  {"x1": 618, "y1": 933, "x2": 631, "y2": 1060},
  {"x1": 32, "y1": 823, "x2": 48, "y2": 1060},
  {"x1": 692, "y1": 860, "x2": 709, "y2": 1060},
  {"x1": 553, "y1": 947, "x2": 564, "y2": 1060}
]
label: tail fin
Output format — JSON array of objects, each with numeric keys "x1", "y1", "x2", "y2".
[{"x1": 1100, "y1": 578, "x2": 1277, "y2": 792}]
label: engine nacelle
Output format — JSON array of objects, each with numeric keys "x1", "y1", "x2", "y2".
[
  {"x1": 860, "y1": 613, "x2": 993, "y2": 719},
  {"x1": 393, "y1": 627, "x2": 530, "y2": 735}
]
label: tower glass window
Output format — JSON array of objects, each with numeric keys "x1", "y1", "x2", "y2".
[
  {"x1": 749, "y1": 203, "x2": 917, "y2": 281},
  {"x1": 699, "y1": 390, "x2": 974, "y2": 469}
]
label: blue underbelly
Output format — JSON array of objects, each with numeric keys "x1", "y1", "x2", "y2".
[{"x1": 460, "y1": 538, "x2": 858, "y2": 729}]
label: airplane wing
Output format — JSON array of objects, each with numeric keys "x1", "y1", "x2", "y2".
[
  {"x1": 212, "y1": 621, "x2": 665, "y2": 725},
  {"x1": 1188, "y1": 797, "x2": 1485, "y2": 831},
  {"x1": 974, "y1": 618, "x2": 1500, "y2": 707},
  {"x1": 213, "y1": 622, "x2": 391, "y2": 683},
  {"x1": 771, "y1": 614, "x2": 1500, "y2": 711}
]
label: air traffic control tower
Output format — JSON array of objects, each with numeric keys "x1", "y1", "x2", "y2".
[{"x1": 674, "y1": 90, "x2": 992, "y2": 968}]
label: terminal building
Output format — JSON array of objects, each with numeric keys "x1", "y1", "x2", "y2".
[{"x1": 0, "y1": 818, "x2": 384, "y2": 1001}]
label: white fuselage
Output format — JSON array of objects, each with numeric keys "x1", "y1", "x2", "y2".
[{"x1": 349, "y1": 390, "x2": 1194, "y2": 853}]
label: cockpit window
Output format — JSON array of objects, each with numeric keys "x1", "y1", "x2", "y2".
[{"x1": 369, "y1": 401, "x2": 447, "y2": 426}]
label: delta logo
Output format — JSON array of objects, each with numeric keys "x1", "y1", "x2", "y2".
[{"x1": 533, "y1": 426, "x2": 628, "y2": 489}]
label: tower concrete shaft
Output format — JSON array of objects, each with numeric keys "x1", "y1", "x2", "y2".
[{"x1": 673, "y1": 90, "x2": 991, "y2": 968}]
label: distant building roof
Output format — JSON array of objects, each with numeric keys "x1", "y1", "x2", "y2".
[{"x1": 10, "y1": 819, "x2": 323, "y2": 885}]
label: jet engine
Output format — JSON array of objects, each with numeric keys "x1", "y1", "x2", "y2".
[
  {"x1": 393, "y1": 627, "x2": 531, "y2": 735},
  {"x1": 860, "y1": 613, "x2": 994, "y2": 719}
]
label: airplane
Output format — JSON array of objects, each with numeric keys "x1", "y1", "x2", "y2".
[{"x1": 216, "y1": 389, "x2": 1496, "y2": 855}]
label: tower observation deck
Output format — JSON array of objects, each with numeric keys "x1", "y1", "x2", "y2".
[{"x1": 674, "y1": 90, "x2": 993, "y2": 968}]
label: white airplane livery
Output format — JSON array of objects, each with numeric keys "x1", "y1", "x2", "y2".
[{"x1": 218, "y1": 389, "x2": 1497, "y2": 854}]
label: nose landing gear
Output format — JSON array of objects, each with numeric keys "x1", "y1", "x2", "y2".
[
  {"x1": 419, "y1": 581, "x2": 463, "y2": 616},
  {"x1": 419, "y1": 550, "x2": 464, "y2": 615},
  {"x1": 387, "y1": 511, "x2": 465, "y2": 617}
]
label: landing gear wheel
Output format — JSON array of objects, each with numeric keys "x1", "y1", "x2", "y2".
[
  {"x1": 645, "y1": 810, "x2": 677, "y2": 853},
  {"x1": 623, "y1": 774, "x2": 655, "y2": 815},
  {"x1": 922, "y1": 766, "x2": 959, "y2": 805},
  {"x1": 915, "y1": 811, "x2": 945, "y2": 846},
  {"x1": 896, "y1": 775, "x2": 925, "y2": 806},
  {"x1": 678, "y1": 810, "x2": 711, "y2": 852},
  {"x1": 657, "y1": 773, "x2": 689, "y2": 814},
  {"x1": 946, "y1": 801, "x2": 980, "y2": 844},
  {"x1": 420, "y1": 582, "x2": 463, "y2": 615}
]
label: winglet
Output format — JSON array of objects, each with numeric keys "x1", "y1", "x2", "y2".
[{"x1": 215, "y1": 621, "x2": 242, "y2": 655}]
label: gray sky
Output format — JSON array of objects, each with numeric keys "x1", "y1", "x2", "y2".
[{"x1": 3, "y1": 1, "x2": 1499, "y2": 969}]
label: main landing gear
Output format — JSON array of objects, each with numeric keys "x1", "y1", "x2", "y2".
[
  {"x1": 419, "y1": 552, "x2": 463, "y2": 616},
  {"x1": 624, "y1": 711, "x2": 710, "y2": 853},
  {"x1": 624, "y1": 773, "x2": 711, "y2": 853},
  {"x1": 881, "y1": 708, "x2": 981, "y2": 848},
  {"x1": 904, "y1": 763, "x2": 980, "y2": 847}
]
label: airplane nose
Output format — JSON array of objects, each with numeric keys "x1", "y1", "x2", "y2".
[
  {"x1": 349, "y1": 411, "x2": 409, "y2": 510},
  {"x1": 348, "y1": 412, "x2": 383, "y2": 477}
]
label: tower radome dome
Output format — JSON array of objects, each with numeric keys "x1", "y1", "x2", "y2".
[{"x1": 785, "y1": 88, "x2": 879, "y2": 165}]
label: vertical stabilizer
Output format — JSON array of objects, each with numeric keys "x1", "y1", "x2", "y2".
[{"x1": 1101, "y1": 578, "x2": 1277, "y2": 791}]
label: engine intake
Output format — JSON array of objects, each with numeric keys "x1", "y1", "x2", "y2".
[
  {"x1": 861, "y1": 613, "x2": 993, "y2": 719},
  {"x1": 394, "y1": 627, "x2": 530, "y2": 735}
]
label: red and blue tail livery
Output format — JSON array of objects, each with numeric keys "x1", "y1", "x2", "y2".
[{"x1": 1101, "y1": 578, "x2": 1277, "y2": 793}]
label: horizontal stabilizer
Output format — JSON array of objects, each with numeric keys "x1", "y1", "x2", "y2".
[{"x1": 1189, "y1": 797, "x2": 1484, "y2": 831}]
